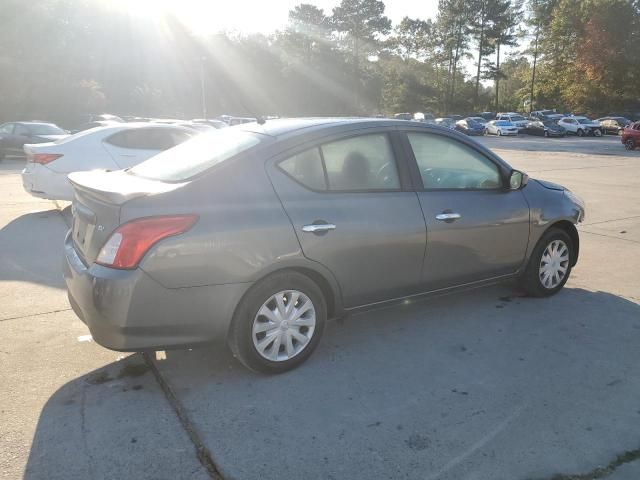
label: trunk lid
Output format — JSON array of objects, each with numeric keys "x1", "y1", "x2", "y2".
[{"x1": 68, "y1": 170, "x2": 186, "y2": 264}]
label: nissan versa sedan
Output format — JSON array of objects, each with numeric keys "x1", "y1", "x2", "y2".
[{"x1": 64, "y1": 118, "x2": 585, "y2": 373}]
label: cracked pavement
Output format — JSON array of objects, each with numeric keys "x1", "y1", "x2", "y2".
[{"x1": 1, "y1": 134, "x2": 639, "y2": 479}]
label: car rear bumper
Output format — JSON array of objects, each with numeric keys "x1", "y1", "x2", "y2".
[
  {"x1": 21, "y1": 163, "x2": 73, "y2": 200},
  {"x1": 63, "y1": 231, "x2": 250, "y2": 351}
]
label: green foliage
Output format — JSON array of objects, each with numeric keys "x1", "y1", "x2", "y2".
[{"x1": 0, "y1": 0, "x2": 639, "y2": 125}]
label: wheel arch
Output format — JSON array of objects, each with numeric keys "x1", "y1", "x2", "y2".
[
  {"x1": 547, "y1": 220, "x2": 579, "y2": 266},
  {"x1": 227, "y1": 261, "x2": 344, "y2": 343}
]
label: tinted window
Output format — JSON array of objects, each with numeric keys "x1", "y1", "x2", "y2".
[
  {"x1": 28, "y1": 123, "x2": 66, "y2": 135},
  {"x1": 130, "y1": 129, "x2": 261, "y2": 182},
  {"x1": 107, "y1": 128, "x2": 192, "y2": 150},
  {"x1": 14, "y1": 124, "x2": 30, "y2": 136},
  {"x1": 321, "y1": 134, "x2": 400, "y2": 191},
  {"x1": 279, "y1": 148, "x2": 326, "y2": 190},
  {"x1": 407, "y1": 133, "x2": 501, "y2": 190}
]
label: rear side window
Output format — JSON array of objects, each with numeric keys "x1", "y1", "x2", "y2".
[
  {"x1": 130, "y1": 129, "x2": 261, "y2": 182},
  {"x1": 279, "y1": 148, "x2": 326, "y2": 190},
  {"x1": 322, "y1": 134, "x2": 399, "y2": 190},
  {"x1": 407, "y1": 133, "x2": 501, "y2": 190},
  {"x1": 0, "y1": 123, "x2": 14, "y2": 134},
  {"x1": 278, "y1": 133, "x2": 400, "y2": 192},
  {"x1": 106, "y1": 128, "x2": 191, "y2": 150}
]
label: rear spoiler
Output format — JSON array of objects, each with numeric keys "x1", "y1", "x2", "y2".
[{"x1": 68, "y1": 170, "x2": 185, "y2": 205}]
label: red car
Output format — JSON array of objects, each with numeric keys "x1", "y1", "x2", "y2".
[{"x1": 621, "y1": 122, "x2": 640, "y2": 150}]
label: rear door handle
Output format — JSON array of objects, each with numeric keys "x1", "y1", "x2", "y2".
[
  {"x1": 302, "y1": 223, "x2": 336, "y2": 233},
  {"x1": 435, "y1": 213, "x2": 461, "y2": 221}
]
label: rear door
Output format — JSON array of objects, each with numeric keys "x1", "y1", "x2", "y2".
[
  {"x1": 400, "y1": 129, "x2": 530, "y2": 290},
  {"x1": 268, "y1": 129, "x2": 427, "y2": 308}
]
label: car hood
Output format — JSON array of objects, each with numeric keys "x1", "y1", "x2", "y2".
[{"x1": 534, "y1": 179, "x2": 565, "y2": 191}]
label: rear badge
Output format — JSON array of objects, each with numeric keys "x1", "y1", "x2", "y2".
[{"x1": 97, "y1": 225, "x2": 104, "y2": 231}]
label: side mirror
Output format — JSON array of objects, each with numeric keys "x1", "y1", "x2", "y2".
[{"x1": 509, "y1": 170, "x2": 529, "y2": 190}]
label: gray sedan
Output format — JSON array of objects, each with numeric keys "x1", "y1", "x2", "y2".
[{"x1": 64, "y1": 118, "x2": 585, "y2": 373}]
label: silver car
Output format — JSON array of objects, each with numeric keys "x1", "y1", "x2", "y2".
[{"x1": 64, "y1": 118, "x2": 585, "y2": 373}]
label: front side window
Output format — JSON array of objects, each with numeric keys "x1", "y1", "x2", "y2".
[
  {"x1": 407, "y1": 133, "x2": 502, "y2": 190},
  {"x1": 278, "y1": 133, "x2": 401, "y2": 192},
  {"x1": 0, "y1": 123, "x2": 14, "y2": 134}
]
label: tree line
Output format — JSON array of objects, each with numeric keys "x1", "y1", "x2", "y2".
[{"x1": 1, "y1": 0, "x2": 639, "y2": 127}]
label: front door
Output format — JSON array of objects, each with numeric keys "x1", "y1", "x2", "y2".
[
  {"x1": 401, "y1": 130, "x2": 530, "y2": 290},
  {"x1": 268, "y1": 131, "x2": 427, "y2": 308}
]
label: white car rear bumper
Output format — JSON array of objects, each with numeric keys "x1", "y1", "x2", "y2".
[{"x1": 21, "y1": 163, "x2": 74, "y2": 201}]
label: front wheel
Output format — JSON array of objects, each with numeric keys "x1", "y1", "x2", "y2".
[
  {"x1": 520, "y1": 228, "x2": 574, "y2": 297},
  {"x1": 593, "y1": 129, "x2": 602, "y2": 137},
  {"x1": 577, "y1": 129, "x2": 585, "y2": 137},
  {"x1": 498, "y1": 130, "x2": 502, "y2": 136},
  {"x1": 544, "y1": 130, "x2": 549, "y2": 138},
  {"x1": 625, "y1": 138, "x2": 636, "y2": 150},
  {"x1": 228, "y1": 271, "x2": 326, "y2": 374}
]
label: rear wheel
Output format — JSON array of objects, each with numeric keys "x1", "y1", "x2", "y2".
[
  {"x1": 577, "y1": 129, "x2": 585, "y2": 137},
  {"x1": 520, "y1": 228, "x2": 573, "y2": 297},
  {"x1": 228, "y1": 271, "x2": 326, "y2": 374},
  {"x1": 625, "y1": 138, "x2": 636, "y2": 150}
]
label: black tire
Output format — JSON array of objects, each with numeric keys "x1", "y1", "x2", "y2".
[
  {"x1": 519, "y1": 228, "x2": 574, "y2": 298},
  {"x1": 228, "y1": 271, "x2": 327, "y2": 374},
  {"x1": 544, "y1": 130, "x2": 549, "y2": 137},
  {"x1": 577, "y1": 129, "x2": 584, "y2": 137},
  {"x1": 625, "y1": 138, "x2": 636, "y2": 150}
]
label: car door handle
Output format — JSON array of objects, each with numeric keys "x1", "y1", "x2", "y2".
[
  {"x1": 436, "y1": 213, "x2": 461, "y2": 221},
  {"x1": 302, "y1": 223, "x2": 336, "y2": 233}
]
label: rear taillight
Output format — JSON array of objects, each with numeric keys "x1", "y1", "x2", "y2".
[
  {"x1": 96, "y1": 215, "x2": 198, "y2": 269},
  {"x1": 29, "y1": 153, "x2": 63, "y2": 165}
]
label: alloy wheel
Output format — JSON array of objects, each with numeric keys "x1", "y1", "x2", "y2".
[
  {"x1": 252, "y1": 290, "x2": 316, "y2": 362},
  {"x1": 539, "y1": 240, "x2": 570, "y2": 289}
]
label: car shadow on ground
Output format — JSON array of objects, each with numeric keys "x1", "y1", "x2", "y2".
[
  {"x1": 0, "y1": 210, "x2": 69, "y2": 290},
  {"x1": 25, "y1": 285, "x2": 640, "y2": 480}
]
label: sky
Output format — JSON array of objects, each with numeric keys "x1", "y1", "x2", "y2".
[{"x1": 135, "y1": 0, "x2": 441, "y2": 35}]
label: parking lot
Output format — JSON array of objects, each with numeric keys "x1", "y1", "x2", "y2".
[{"x1": 1, "y1": 134, "x2": 639, "y2": 479}]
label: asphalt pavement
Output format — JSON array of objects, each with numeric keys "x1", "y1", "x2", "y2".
[{"x1": 1, "y1": 134, "x2": 639, "y2": 480}]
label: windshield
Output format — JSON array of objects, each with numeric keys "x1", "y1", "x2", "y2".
[
  {"x1": 577, "y1": 118, "x2": 592, "y2": 124},
  {"x1": 543, "y1": 121, "x2": 558, "y2": 127},
  {"x1": 130, "y1": 129, "x2": 262, "y2": 182},
  {"x1": 510, "y1": 115, "x2": 526, "y2": 122},
  {"x1": 495, "y1": 121, "x2": 512, "y2": 126},
  {"x1": 466, "y1": 119, "x2": 482, "y2": 127},
  {"x1": 28, "y1": 123, "x2": 66, "y2": 135},
  {"x1": 540, "y1": 110, "x2": 555, "y2": 115}
]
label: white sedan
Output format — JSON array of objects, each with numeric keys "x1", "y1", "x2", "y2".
[
  {"x1": 485, "y1": 120, "x2": 519, "y2": 136},
  {"x1": 22, "y1": 123, "x2": 195, "y2": 201}
]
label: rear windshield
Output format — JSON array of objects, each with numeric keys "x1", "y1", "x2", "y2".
[
  {"x1": 29, "y1": 123, "x2": 66, "y2": 135},
  {"x1": 129, "y1": 129, "x2": 262, "y2": 182},
  {"x1": 495, "y1": 121, "x2": 511, "y2": 126}
]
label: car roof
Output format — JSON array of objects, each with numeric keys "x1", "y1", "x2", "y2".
[
  {"x1": 13, "y1": 121, "x2": 59, "y2": 126},
  {"x1": 237, "y1": 117, "x2": 423, "y2": 138}
]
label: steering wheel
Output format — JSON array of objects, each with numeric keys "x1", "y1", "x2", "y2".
[{"x1": 375, "y1": 162, "x2": 395, "y2": 186}]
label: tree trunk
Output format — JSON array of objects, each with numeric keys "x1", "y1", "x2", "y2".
[
  {"x1": 494, "y1": 42, "x2": 501, "y2": 111},
  {"x1": 529, "y1": 27, "x2": 539, "y2": 114},
  {"x1": 353, "y1": 35, "x2": 359, "y2": 113},
  {"x1": 450, "y1": 21, "x2": 463, "y2": 113},
  {"x1": 474, "y1": 3, "x2": 486, "y2": 110}
]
